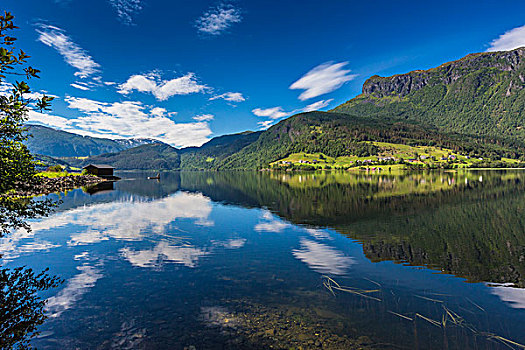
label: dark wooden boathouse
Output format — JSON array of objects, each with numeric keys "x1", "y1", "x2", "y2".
[{"x1": 82, "y1": 164, "x2": 114, "y2": 178}]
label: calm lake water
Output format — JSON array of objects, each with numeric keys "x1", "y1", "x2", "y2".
[{"x1": 3, "y1": 170, "x2": 525, "y2": 349}]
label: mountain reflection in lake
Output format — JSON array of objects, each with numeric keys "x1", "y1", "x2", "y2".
[{"x1": 3, "y1": 170, "x2": 525, "y2": 349}]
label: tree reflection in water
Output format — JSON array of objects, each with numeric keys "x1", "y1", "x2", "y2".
[{"x1": 1, "y1": 197, "x2": 61, "y2": 348}]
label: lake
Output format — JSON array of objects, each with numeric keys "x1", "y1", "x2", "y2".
[{"x1": 3, "y1": 170, "x2": 525, "y2": 349}]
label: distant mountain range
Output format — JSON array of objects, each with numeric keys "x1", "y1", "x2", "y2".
[
  {"x1": 69, "y1": 143, "x2": 181, "y2": 170},
  {"x1": 59, "y1": 131, "x2": 262, "y2": 170},
  {"x1": 29, "y1": 48, "x2": 525, "y2": 170},
  {"x1": 25, "y1": 125, "x2": 162, "y2": 157}
]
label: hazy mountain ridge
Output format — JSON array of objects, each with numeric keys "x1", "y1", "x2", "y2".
[
  {"x1": 71, "y1": 143, "x2": 180, "y2": 170},
  {"x1": 25, "y1": 125, "x2": 162, "y2": 157}
]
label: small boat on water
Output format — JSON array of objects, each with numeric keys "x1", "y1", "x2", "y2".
[{"x1": 148, "y1": 173, "x2": 160, "y2": 180}]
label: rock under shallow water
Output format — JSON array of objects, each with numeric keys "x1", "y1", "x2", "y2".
[
  {"x1": 11, "y1": 175, "x2": 106, "y2": 196},
  {"x1": 200, "y1": 300, "x2": 377, "y2": 349}
]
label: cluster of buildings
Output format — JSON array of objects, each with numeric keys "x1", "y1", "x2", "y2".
[
  {"x1": 280, "y1": 159, "x2": 320, "y2": 165},
  {"x1": 276, "y1": 152, "x2": 475, "y2": 168}
]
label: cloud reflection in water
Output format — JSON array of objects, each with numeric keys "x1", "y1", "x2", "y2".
[
  {"x1": 46, "y1": 263, "x2": 103, "y2": 318},
  {"x1": 490, "y1": 284, "x2": 525, "y2": 309},
  {"x1": 120, "y1": 242, "x2": 209, "y2": 268},
  {"x1": 292, "y1": 238, "x2": 355, "y2": 275},
  {"x1": 0, "y1": 192, "x2": 214, "y2": 261}
]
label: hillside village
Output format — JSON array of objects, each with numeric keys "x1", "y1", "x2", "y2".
[{"x1": 269, "y1": 142, "x2": 518, "y2": 171}]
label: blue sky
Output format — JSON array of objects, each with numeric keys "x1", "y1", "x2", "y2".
[{"x1": 3, "y1": 0, "x2": 525, "y2": 147}]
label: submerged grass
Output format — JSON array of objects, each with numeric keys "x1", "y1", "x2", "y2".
[
  {"x1": 387, "y1": 310, "x2": 413, "y2": 321},
  {"x1": 322, "y1": 276, "x2": 382, "y2": 302},
  {"x1": 322, "y1": 276, "x2": 525, "y2": 349},
  {"x1": 414, "y1": 295, "x2": 444, "y2": 303},
  {"x1": 415, "y1": 313, "x2": 442, "y2": 327}
]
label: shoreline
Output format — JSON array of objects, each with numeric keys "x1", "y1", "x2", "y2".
[{"x1": 7, "y1": 175, "x2": 107, "y2": 197}]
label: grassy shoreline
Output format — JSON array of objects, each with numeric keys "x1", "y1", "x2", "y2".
[
  {"x1": 3, "y1": 172, "x2": 106, "y2": 197},
  {"x1": 36, "y1": 171, "x2": 83, "y2": 178}
]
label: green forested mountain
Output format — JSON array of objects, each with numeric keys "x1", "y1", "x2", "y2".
[
  {"x1": 75, "y1": 143, "x2": 180, "y2": 170},
  {"x1": 31, "y1": 48, "x2": 525, "y2": 170},
  {"x1": 216, "y1": 111, "x2": 523, "y2": 169},
  {"x1": 25, "y1": 125, "x2": 161, "y2": 157},
  {"x1": 333, "y1": 47, "x2": 525, "y2": 146},
  {"x1": 179, "y1": 131, "x2": 262, "y2": 170},
  {"x1": 217, "y1": 48, "x2": 525, "y2": 169}
]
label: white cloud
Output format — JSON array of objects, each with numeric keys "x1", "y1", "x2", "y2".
[
  {"x1": 70, "y1": 82, "x2": 91, "y2": 91},
  {"x1": 292, "y1": 238, "x2": 355, "y2": 275},
  {"x1": 64, "y1": 96, "x2": 212, "y2": 147},
  {"x1": 209, "y1": 92, "x2": 246, "y2": 103},
  {"x1": 253, "y1": 107, "x2": 288, "y2": 130},
  {"x1": 70, "y1": 79, "x2": 103, "y2": 91},
  {"x1": 252, "y1": 100, "x2": 332, "y2": 130},
  {"x1": 193, "y1": 114, "x2": 214, "y2": 122},
  {"x1": 257, "y1": 120, "x2": 276, "y2": 129},
  {"x1": 487, "y1": 25, "x2": 525, "y2": 52},
  {"x1": 108, "y1": 0, "x2": 143, "y2": 25},
  {"x1": 196, "y1": 4, "x2": 242, "y2": 36},
  {"x1": 0, "y1": 82, "x2": 59, "y2": 106},
  {"x1": 36, "y1": 24, "x2": 100, "y2": 80},
  {"x1": 118, "y1": 73, "x2": 208, "y2": 101},
  {"x1": 301, "y1": 99, "x2": 333, "y2": 112},
  {"x1": 27, "y1": 110, "x2": 73, "y2": 130},
  {"x1": 252, "y1": 106, "x2": 288, "y2": 120},
  {"x1": 290, "y1": 62, "x2": 357, "y2": 100},
  {"x1": 27, "y1": 96, "x2": 212, "y2": 147},
  {"x1": 150, "y1": 107, "x2": 167, "y2": 117}
]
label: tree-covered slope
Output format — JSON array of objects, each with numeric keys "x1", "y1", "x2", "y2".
[
  {"x1": 179, "y1": 131, "x2": 262, "y2": 170},
  {"x1": 216, "y1": 111, "x2": 523, "y2": 169},
  {"x1": 333, "y1": 47, "x2": 525, "y2": 147},
  {"x1": 78, "y1": 143, "x2": 180, "y2": 170},
  {"x1": 59, "y1": 131, "x2": 263, "y2": 171},
  {"x1": 25, "y1": 125, "x2": 160, "y2": 157}
]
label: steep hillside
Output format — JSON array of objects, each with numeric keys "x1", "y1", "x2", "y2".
[
  {"x1": 77, "y1": 143, "x2": 180, "y2": 170},
  {"x1": 47, "y1": 130, "x2": 263, "y2": 171},
  {"x1": 25, "y1": 125, "x2": 160, "y2": 157},
  {"x1": 33, "y1": 154, "x2": 71, "y2": 171},
  {"x1": 179, "y1": 131, "x2": 262, "y2": 169},
  {"x1": 333, "y1": 47, "x2": 525, "y2": 147},
  {"x1": 217, "y1": 111, "x2": 522, "y2": 169}
]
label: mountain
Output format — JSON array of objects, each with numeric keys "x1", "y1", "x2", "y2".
[
  {"x1": 65, "y1": 131, "x2": 262, "y2": 171},
  {"x1": 33, "y1": 154, "x2": 71, "y2": 171},
  {"x1": 179, "y1": 131, "x2": 262, "y2": 170},
  {"x1": 333, "y1": 47, "x2": 525, "y2": 148},
  {"x1": 75, "y1": 143, "x2": 180, "y2": 170},
  {"x1": 28, "y1": 48, "x2": 525, "y2": 170},
  {"x1": 215, "y1": 111, "x2": 521, "y2": 169},
  {"x1": 25, "y1": 125, "x2": 161, "y2": 157},
  {"x1": 214, "y1": 48, "x2": 525, "y2": 169}
]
